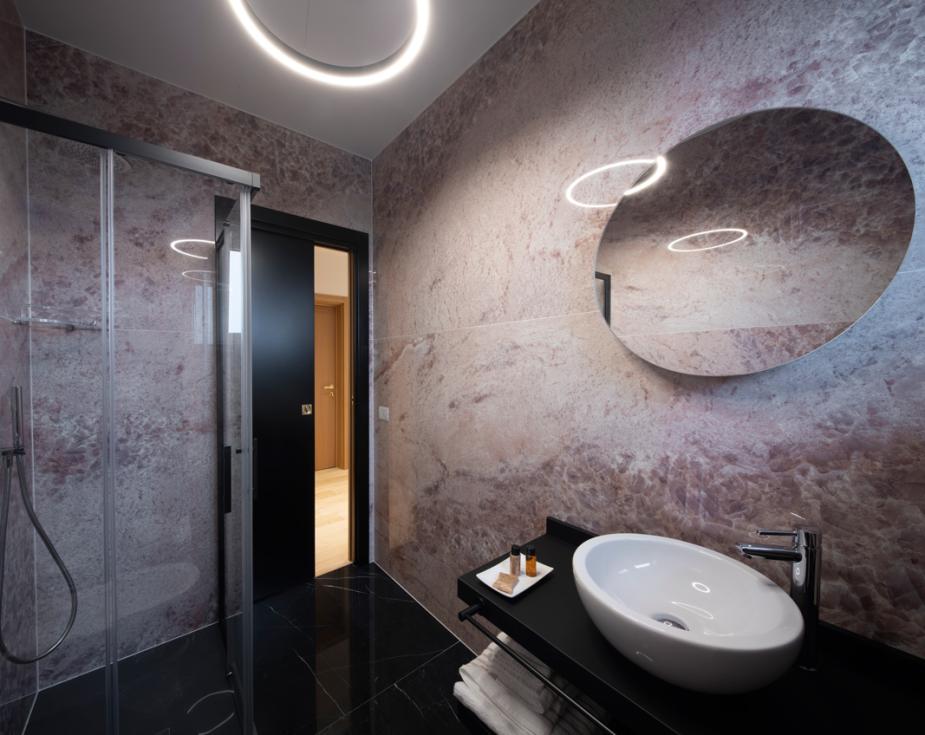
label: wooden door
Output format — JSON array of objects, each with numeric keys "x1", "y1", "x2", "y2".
[{"x1": 314, "y1": 304, "x2": 337, "y2": 470}]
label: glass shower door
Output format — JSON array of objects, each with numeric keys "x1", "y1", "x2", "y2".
[
  {"x1": 216, "y1": 193, "x2": 254, "y2": 732},
  {"x1": 109, "y1": 157, "x2": 254, "y2": 733},
  {"x1": 1, "y1": 98, "x2": 257, "y2": 735}
]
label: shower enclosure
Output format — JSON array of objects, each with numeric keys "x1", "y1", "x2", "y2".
[{"x1": 0, "y1": 100, "x2": 257, "y2": 734}]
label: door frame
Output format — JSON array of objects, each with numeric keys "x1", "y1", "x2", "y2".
[
  {"x1": 226, "y1": 199, "x2": 370, "y2": 566},
  {"x1": 314, "y1": 295, "x2": 350, "y2": 470}
]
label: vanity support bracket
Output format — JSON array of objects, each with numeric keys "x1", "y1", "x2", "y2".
[{"x1": 458, "y1": 602, "x2": 617, "y2": 735}]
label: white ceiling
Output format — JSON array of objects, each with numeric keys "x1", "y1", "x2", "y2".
[{"x1": 15, "y1": 0, "x2": 541, "y2": 158}]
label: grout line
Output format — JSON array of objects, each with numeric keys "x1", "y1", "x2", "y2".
[
  {"x1": 315, "y1": 641, "x2": 462, "y2": 735},
  {"x1": 19, "y1": 690, "x2": 37, "y2": 735},
  {"x1": 372, "y1": 563, "x2": 477, "y2": 655}
]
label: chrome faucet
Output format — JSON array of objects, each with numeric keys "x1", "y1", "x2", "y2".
[{"x1": 736, "y1": 528, "x2": 821, "y2": 670}]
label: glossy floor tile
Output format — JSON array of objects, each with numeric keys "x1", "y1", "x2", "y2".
[
  {"x1": 255, "y1": 563, "x2": 482, "y2": 734},
  {"x1": 26, "y1": 625, "x2": 239, "y2": 735},
  {"x1": 25, "y1": 622, "x2": 238, "y2": 735},
  {"x1": 23, "y1": 564, "x2": 480, "y2": 734}
]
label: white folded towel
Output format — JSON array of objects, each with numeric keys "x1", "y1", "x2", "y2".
[
  {"x1": 476, "y1": 645, "x2": 560, "y2": 714},
  {"x1": 454, "y1": 680, "x2": 526, "y2": 735},
  {"x1": 453, "y1": 631, "x2": 614, "y2": 734},
  {"x1": 494, "y1": 632, "x2": 552, "y2": 677},
  {"x1": 459, "y1": 660, "x2": 555, "y2": 735}
]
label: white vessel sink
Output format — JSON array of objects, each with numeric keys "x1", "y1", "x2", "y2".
[{"x1": 573, "y1": 534, "x2": 803, "y2": 693}]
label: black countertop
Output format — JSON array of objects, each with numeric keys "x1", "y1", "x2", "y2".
[{"x1": 457, "y1": 518, "x2": 923, "y2": 735}]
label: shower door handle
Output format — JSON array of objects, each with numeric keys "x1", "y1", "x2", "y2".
[{"x1": 222, "y1": 445, "x2": 232, "y2": 514}]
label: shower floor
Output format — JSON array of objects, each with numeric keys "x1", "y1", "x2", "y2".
[{"x1": 24, "y1": 622, "x2": 237, "y2": 734}]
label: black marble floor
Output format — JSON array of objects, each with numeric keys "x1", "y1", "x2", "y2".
[
  {"x1": 19, "y1": 564, "x2": 482, "y2": 734},
  {"x1": 255, "y1": 563, "x2": 485, "y2": 734},
  {"x1": 25, "y1": 622, "x2": 238, "y2": 735}
]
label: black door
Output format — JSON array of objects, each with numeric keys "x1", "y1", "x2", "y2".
[{"x1": 252, "y1": 226, "x2": 315, "y2": 600}]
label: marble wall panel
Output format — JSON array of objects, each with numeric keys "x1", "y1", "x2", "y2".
[
  {"x1": 22, "y1": 25, "x2": 374, "y2": 687},
  {"x1": 25, "y1": 32, "x2": 371, "y2": 233},
  {"x1": 25, "y1": 131, "x2": 106, "y2": 689},
  {"x1": 0, "y1": 0, "x2": 36, "y2": 728},
  {"x1": 373, "y1": 0, "x2": 925, "y2": 657}
]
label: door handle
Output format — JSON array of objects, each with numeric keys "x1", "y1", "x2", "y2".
[{"x1": 322, "y1": 384, "x2": 334, "y2": 390}]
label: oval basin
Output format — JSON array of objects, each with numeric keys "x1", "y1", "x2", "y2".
[{"x1": 573, "y1": 534, "x2": 803, "y2": 693}]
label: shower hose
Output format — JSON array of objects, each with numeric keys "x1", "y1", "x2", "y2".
[{"x1": 0, "y1": 389, "x2": 78, "y2": 664}]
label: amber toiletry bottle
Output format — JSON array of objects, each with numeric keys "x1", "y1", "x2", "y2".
[
  {"x1": 510, "y1": 544, "x2": 521, "y2": 576},
  {"x1": 525, "y1": 545, "x2": 537, "y2": 577}
]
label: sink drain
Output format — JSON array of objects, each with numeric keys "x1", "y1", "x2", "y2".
[{"x1": 652, "y1": 613, "x2": 689, "y2": 631}]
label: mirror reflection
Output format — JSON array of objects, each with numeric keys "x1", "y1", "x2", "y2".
[{"x1": 594, "y1": 108, "x2": 915, "y2": 376}]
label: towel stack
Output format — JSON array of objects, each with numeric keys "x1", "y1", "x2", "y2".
[{"x1": 453, "y1": 632, "x2": 609, "y2": 735}]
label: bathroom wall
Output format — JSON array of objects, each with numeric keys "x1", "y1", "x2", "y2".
[
  {"x1": 22, "y1": 32, "x2": 372, "y2": 687},
  {"x1": 373, "y1": 0, "x2": 925, "y2": 657},
  {"x1": 0, "y1": 0, "x2": 37, "y2": 729}
]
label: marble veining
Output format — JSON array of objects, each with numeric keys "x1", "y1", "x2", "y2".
[
  {"x1": 25, "y1": 32, "x2": 371, "y2": 234},
  {"x1": 20, "y1": 24, "x2": 374, "y2": 689},
  {"x1": 0, "y1": 0, "x2": 37, "y2": 730},
  {"x1": 373, "y1": 0, "x2": 925, "y2": 658}
]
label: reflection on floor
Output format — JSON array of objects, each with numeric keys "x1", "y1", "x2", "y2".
[
  {"x1": 21, "y1": 564, "x2": 484, "y2": 735},
  {"x1": 24, "y1": 622, "x2": 238, "y2": 734},
  {"x1": 315, "y1": 467, "x2": 350, "y2": 576},
  {"x1": 255, "y1": 564, "x2": 486, "y2": 734}
]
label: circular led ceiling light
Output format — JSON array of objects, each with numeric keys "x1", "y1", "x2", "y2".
[
  {"x1": 227, "y1": 0, "x2": 431, "y2": 88},
  {"x1": 565, "y1": 156, "x2": 667, "y2": 209},
  {"x1": 667, "y1": 228, "x2": 748, "y2": 253},
  {"x1": 170, "y1": 239, "x2": 214, "y2": 260}
]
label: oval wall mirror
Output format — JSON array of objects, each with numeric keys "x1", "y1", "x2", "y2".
[{"x1": 594, "y1": 108, "x2": 915, "y2": 376}]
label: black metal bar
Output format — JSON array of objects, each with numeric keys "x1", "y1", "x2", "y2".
[
  {"x1": 0, "y1": 97, "x2": 260, "y2": 190},
  {"x1": 458, "y1": 604, "x2": 616, "y2": 735},
  {"x1": 595, "y1": 271, "x2": 612, "y2": 325}
]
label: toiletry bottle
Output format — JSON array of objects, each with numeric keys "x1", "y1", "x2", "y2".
[
  {"x1": 510, "y1": 544, "x2": 521, "y2": 576},
  {"x1": 525, "y1": 545, "x2": 537, "y2": 577}
]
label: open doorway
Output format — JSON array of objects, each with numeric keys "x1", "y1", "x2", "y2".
[
  {"x1": 247, "y1": 203, "x2": 369, "y2": 600},
  {"x1": 314, "y1": 246, "x2": 352, "y2": 575}
]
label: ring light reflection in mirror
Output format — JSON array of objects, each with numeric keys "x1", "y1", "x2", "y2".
[
  {"x1": 565, "y1": 156, "x2": 668, "y2": 209},
  {"x1": 667, "y1": 228, "x2": 748, "y2": 253}
]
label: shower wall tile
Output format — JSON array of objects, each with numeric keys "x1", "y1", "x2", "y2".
[
  {"x1": 113, "y1": 157, "x2": 235, "y2": 332},
  {"x1": 113, "y1": 330, "x2": 219, "y2": 657},
  {"x1": 373, "y1": 0, "x2": 925, "y2": 657},
  {"x1": 22, "y1": 23, "x2": 372, "y2": 688},
  {"x1": 0, "y1": 0, "x2": 23, "y2": 103},
  {"x1": 23, "y1": 127, "x2": 108, "y2": 689},
  {"x1": 29, "y1": 327, "x2": 106, "y2": 687},
  {"x1": 0, "y1": 0, "x2": 37, "y2": 727},
  {"x1": 26, "y1": 32, "x2": 371, "y2": 234}
]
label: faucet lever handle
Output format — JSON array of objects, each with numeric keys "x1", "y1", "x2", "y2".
[{"x1": 756, "y1": 529, "x2": 797, "y2": 538}]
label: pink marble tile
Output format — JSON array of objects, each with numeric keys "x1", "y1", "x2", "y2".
[
  {"x1": 26, "y1": 32, "x2": 371, "y2": 233},
  {"x1": 373, "y1": 0, "x2": 925, "y2": 658},
  {"x1": 0, "y1": 0, "x2": 36, "y2": 722},
  {"x1": 19, "y1": 26, "x2": 363, "y2": 687}
]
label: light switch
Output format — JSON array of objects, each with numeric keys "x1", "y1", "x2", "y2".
[{"x1": 378, "y1": 406, "x2": 390, "y2": 422}]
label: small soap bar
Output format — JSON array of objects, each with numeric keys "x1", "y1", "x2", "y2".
[{"x1": 492, "y1": 571, "x2": 518, "y2": 594}]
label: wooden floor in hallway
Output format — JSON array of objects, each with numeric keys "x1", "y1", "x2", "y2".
[{"x1": 315, "y1": 467, "x2": 350, "y2": 575}]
